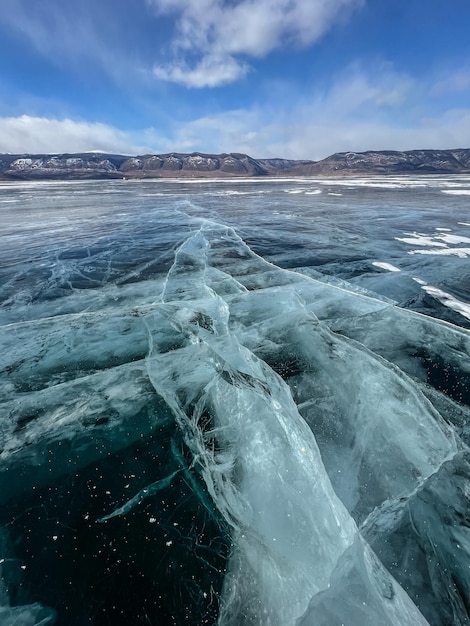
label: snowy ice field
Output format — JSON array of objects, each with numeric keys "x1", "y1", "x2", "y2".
[{"x1": 0, "y1": 176, "x2": 470, "y2": 625}]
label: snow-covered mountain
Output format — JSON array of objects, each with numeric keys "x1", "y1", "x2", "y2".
[{"x1": 1, "y1": 148, "x2": 470, "y2": 180}]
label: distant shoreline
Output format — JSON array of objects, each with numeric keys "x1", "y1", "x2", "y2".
[{"x1": 1, "y1": 148, "x2": 470, "y2": 181}]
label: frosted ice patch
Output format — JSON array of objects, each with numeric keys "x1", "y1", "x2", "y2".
[
  {"x1": 421, "y1": 286, "x2": 470, "y2": 321},
  {"x1": 396, "y1": 233, "x2": 448, "y2": 247},
  {"x1": 409, "y1": 247, "x2": 470, "y2": 258},
  {"x1": 210, "y1": 190, "x2": 254, "y2": 196},
  {"x1": 372, "y1": 262, "x2": 401, "y2": 272},
  {"x1": 319, "y1": 177, "x2": 428, "y2": 189},
  {"x1": 397, "y1": 229, "x2": 470, "y2": 257},
  {"x1": 359, "y1": 182, "x2": 418, "y2": 189},
  {"x1": 436, "y1": 233, "x2": 470, "y2": 245}
]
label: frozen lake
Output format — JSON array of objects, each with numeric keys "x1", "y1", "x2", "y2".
[{"x1": 1, "y1": 177, "x2": 469, "y2": 625}]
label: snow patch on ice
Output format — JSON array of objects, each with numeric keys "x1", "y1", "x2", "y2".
[
  {"x1": 372, "y1": 262, "x2": 401, "y2": 272},
  {"x1": 441, "y1": 189, "x2": 470, "y2": 195},
  {"x1": 409, "y1": 247, "x2": 470, "y2": 258},
  {"x1": 396, "y1": 233, "x2": 448, "y2": 247},
  {"x1": 421, "y1": 286, "x2": 470, "y2": 321}
]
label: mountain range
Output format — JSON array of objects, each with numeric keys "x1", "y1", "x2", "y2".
[{"x1": 1, "y1": 148, "x2": 470, "y2": 180}]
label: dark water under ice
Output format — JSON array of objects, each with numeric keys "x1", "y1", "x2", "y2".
[{"x1": 1, "y1": 176, "x2": 470, "y2": 625}]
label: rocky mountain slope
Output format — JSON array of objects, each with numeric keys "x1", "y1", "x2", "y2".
[
  {"x1": 1, "y1": 149, "x2": 470, "y2": 180},
  {"x1": 298, "y1": 149, "x2": 470, "y2": 175}
]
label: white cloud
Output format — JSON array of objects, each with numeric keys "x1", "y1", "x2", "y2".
[
  {"x1": 143, "y1": 67, "x2": 470, "y2": 159},
  {"x1": 314, "y1": 65, "x2": 413, "y2": 114},
  {"x1": 2, "y1": 67, "x2": 469, "y2": 160},
  {"x1": 0, "y1": 116, "x2": 148, "y2": 155},
  {"x1": 143, "y1": 108, "x2": 264, "y2": 154},
  {"x1": 156, "y1": 106, "x2": 470, "y2": 161},
  {"x1": 432, "y1": 70, "x2": 470, "y2": 96},
  {"x1": 153, "y1": 54, "x2": 248, "y2": 88},
  {"x1": 149, "y1": 0, "x2": 363, "y2": 87},
  {"x1": 269, "y1": 111, "x2": 470, "y2": 160}
]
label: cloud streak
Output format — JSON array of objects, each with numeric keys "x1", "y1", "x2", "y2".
[
  {"x1": 0, "y1": 116, "x2": 148, "y2": 155},
  {"x1": 149, "y1": 0, "x2": 363, "y2": 87},
  {"x1": 142, "y1": 67, "x2": 470, "y2": 159},
  {"x1": 153, "y1": 54, "x2": 248, "y2": 88},
  {"x1": 153, "y1": 106, "x2": 470, "y2": 160},
  {"x1": 1, "y1": 2, "x2": 103, "y2": 68},
  {"x1": 0, "y1": 0, "x2": 149, "y2": 85},
  {"x1": 432, "y1": 70, "x2": 470, "y2": 96}
]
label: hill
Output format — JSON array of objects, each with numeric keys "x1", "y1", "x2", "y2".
[{"x1": 1, "y1": 149, "x2": 470, "y2": 180}]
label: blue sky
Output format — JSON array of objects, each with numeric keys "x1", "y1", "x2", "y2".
[{"x1": 0, "y1": 0, "x2": 470, "y2": 159}]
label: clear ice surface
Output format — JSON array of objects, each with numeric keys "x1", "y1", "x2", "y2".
[{"x1": 1, "y1": 181, "x2": 470, "y2": 625}]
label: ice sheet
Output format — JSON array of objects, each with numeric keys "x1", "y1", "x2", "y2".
[{"x1": 1, "y1": 182, "x2": 470, "y2": 625}]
